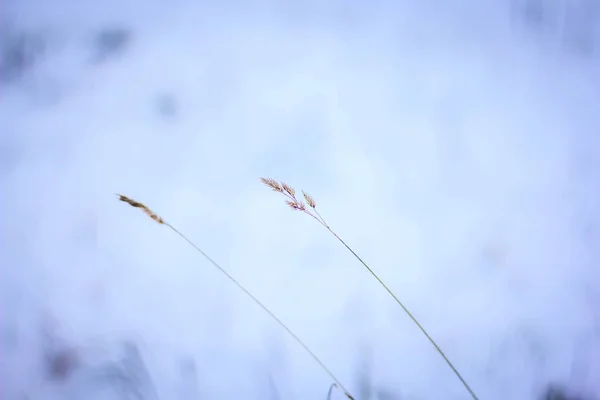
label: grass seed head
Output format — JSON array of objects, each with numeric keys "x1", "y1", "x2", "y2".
[
  {"x1": 302, "y1": 191, "x2": 316, "y2": 208},
  {"x1": 281, "y1": 182, "x2": 296, "y2": 198},
  {"x1": 260, "y1": 177, "x2": 284, "y2": 193},
  {"x1": 286, "y1": 200, "x2": 306, "y2": 211},
  {"x1": 117, "y1": 194, "x2": 164, "y2": 224}
]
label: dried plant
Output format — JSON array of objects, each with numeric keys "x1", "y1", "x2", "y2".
[
  {"x1": 118, "y1": 195, "x2": 164, "y2": 224},
  {"x1": 261, "y1": 178, "x2": 480, "y2": 400},
  {"x1": 117, "y1": 194, "x2": 354, "y2": 400},
  {"x1": 326, "y1": 383, "x2": 339, "y2": 400}
]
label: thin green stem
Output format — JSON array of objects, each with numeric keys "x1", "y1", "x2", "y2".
[
  {"x1": 324, "y1": 227, "x2": 479, "y2": 400},
  {"x1": 164, "y1": 223, "x2": 355, "y2": 400}
]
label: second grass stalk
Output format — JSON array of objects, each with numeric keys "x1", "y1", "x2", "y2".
[{"x1": 260, "y1": 178, "x2": 479, "y2": 400}]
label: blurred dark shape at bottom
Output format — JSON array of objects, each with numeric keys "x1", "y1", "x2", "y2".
[
  {"x1": 29, "y1": 329, "x2": 161, "y2": 400},
  {"x1": 540, "y1": 383, "x2": 594, "y2": 400}
]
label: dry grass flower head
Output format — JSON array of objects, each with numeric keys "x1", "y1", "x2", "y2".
[
  {"x1": 259, "y1": 177, "x2": 326, "y2": 227},
  {"x1": 117, "y1": 194, "x2": 164, "y2": 224}
]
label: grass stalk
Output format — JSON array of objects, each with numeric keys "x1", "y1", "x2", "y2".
[
  {"x1": 117, "y1": 194, "x2": 355, "y2": 400},
  {"x1": 260, "y1": 178, "x2": 479, "y2": 400}
]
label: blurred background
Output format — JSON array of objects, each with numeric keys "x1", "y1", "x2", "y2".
[{"x1": 1, "y1": 0, "x2": 599, "y2": 399}]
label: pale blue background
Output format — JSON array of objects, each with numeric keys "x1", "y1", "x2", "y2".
[{"x1": 1, "y1": 0, "x2": 599, "y2": 399}]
